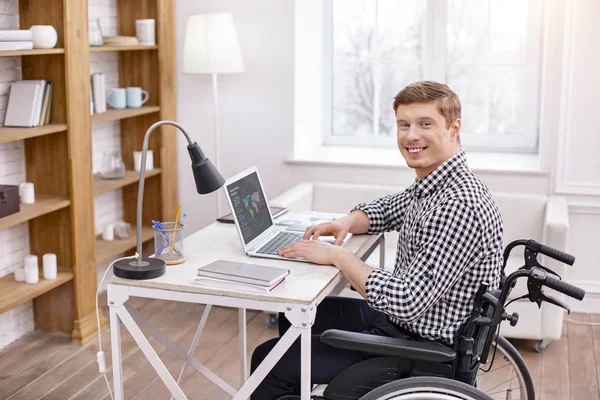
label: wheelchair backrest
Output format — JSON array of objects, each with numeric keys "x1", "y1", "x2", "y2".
[{"x1": 453, "y1": 289, "x2": 502, "y2": 385}]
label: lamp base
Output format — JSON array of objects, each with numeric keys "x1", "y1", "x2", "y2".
[{"x1": 113, "y1": 257, "x2": 166, "y2": 280}]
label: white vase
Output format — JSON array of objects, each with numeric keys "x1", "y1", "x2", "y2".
[{"x1": 29, "y1": 25, "x2": 58, "y2": 49}]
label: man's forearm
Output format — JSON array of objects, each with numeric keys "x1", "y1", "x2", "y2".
[
  {"x1": 333, "y1": 248, "x2": 374, "y2": 299},
  {"x1": 341, "y1": 210, "x2": 371, "y2": 235}
]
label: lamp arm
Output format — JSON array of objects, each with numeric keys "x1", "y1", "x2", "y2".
[{"x1": 136, "y1": 120, "x2": 194, "y2": 261}]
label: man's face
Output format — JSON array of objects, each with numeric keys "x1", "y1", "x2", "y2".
[{"x1": 395, "y1": 102, "x2": 461, "y2": 180}]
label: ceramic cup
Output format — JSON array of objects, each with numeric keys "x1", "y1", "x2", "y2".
[
  {"x1": 106, "y1": 88, "x2": 126, "y2": 109},
  {"x1": 135, "y1": 19, "x2": 155, "y2": 45},
  {"x1": 126, "y1": 87, "x2": 149, "y2": 108}
]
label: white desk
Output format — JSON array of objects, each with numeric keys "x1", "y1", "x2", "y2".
[{"x1": 107, "y1": 221, "x2": 385, "y2": 400}]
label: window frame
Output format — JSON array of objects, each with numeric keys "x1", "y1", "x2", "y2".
[{"x1": 322, "y1": 0, "x2": 544, "y2": 154}]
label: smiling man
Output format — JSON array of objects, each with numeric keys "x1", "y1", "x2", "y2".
[{"x1": 250, "y1": 81, "x2": 504, "y2": 400}]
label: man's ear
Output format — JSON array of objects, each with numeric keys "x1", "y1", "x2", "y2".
[{"x1": 450, "y1": 119, "x2": 461, "y2": 139}]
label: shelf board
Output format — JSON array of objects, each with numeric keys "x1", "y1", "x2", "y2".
[
  {"x1": 93, "y1": 168, "x2": 162, "y2": 196},
  {"x1": 0, "y1": 123, "x2": 68, "y2": 144},
  {"x1": 0, "y1": 48, "x2": 65, "y2": 57},
  {"x1": 96, "y1": 225, "x2": 154, "y2": 264},
  {"x1": 0, "y1": 268, "x2": 73, "y2": 314},
  {"x1": 90, "y1": 45, "x2": 158, "y2": 52},
  {"x1": 91, "y1": 106, "x2": 160, "y2": 125},
  {"x1": 0, "y1": 195, "x2": 70, "y2": 231}
]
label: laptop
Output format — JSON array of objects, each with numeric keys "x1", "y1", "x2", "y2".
[{"x1": 222, "y1": 166, "x2": 309, "y2": 262}]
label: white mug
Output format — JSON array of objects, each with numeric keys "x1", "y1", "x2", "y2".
[
  {"x1": 126, "y1": 87, "x2": 149, "y2": 108},
  {"x1": 134, "y1": 150, "x2": 154, "y2": 172},
  {"x1": 19, "y1": 182, "x2": 35, "y2": 204},
  {"x1": 135, "y1": 19, "x2": 155, "y2": 45},
  {"x1": 106, "y1": 88, "x2": 127, "y2": 109}
]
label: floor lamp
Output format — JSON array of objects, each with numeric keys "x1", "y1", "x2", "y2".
[{"x1": 183, "y1": 12, "x2": 245, "y2": 217}]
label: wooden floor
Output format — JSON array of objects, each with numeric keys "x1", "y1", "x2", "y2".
[{"x1": 0, "y1": 296, "x2": 598, "y2": 400}]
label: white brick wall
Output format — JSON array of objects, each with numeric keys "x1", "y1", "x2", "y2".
[
  {"x1": 0, "y1": 0, "x2": 124, "y2": 349},
  {"x1": 0, "y1": 0, "x2": 33, "y2": 350}
]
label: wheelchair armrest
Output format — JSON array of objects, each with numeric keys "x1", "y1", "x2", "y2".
[{"x1": 320, "y1": 329, "x2": 456, "y2": 363}]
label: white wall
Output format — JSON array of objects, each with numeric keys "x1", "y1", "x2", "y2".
[
  {"x1": 0, "y1": 0, "x2": 34, "y2": 350},
  {"x1": 176, "y1": 0, "x2": 600, "y2": 313},
  {"x1": 175, "y1": 0, "x2": 295, "y2": 234}
]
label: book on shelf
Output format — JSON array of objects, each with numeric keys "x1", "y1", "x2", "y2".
[
  {"x1": 0, "y1": 30, "x2": 33, "y2": 51},
  {"x1": 0, "y1": 30, "x2": 32, "y2": 42},
  {"x1": 4, "y1": 80, "x2": 54, "y2": 127},
  {"x1": 193, "y1": 260, "x2": 290, "y2": 293}
]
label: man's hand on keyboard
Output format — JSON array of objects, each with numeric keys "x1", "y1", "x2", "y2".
[
  {"x1": 278, "y1": 239, "x2": 351, "y2": 265},
  {"x1": 304, "y1": 220, "x2": 350, "y2": 246}
]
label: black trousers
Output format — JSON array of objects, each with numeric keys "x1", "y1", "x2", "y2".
[{"x1": 250, "y1": 296, "x2": 415, "y2": 400}]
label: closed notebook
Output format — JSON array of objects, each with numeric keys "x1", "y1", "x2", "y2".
[
  {"x1": 197, "y1": 260, "x2": 290, "y2": 287},
  {"x1": 192, "y1": 275, "x2": 287, "y2": 294},
  {"x1": 4, "y1": 82, "x2": 40, "y2": 127}
]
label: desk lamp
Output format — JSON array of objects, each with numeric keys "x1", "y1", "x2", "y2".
[{"x1": 113, "y1": 120, "x2": 225, "y2": 280}]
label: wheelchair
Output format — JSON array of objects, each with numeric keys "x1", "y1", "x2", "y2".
[{"x1": 278, "y1": 238, "x2": 586, "y2": 400}]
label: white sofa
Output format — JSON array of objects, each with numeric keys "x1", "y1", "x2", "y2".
[{"x1": 271, "y1": 182, "x2": 570, "y2": 351}]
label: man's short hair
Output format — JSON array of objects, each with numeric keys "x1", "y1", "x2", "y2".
[{"x1": 393, "y1": 81, "x2": 461, "y2": 130}]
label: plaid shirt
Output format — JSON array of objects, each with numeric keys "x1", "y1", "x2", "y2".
[{"x1": 353, "y1": 150, "x2": 503, "y2": 344}]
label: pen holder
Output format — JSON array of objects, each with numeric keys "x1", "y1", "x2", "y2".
[{"x1": 153, "y1": 222, "x2": 185, "y2": 265}]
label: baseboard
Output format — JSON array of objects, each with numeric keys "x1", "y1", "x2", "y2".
[
  {"x1": 565, "y1": 280, "x2": 600, "y2": 314},
  {"x1": 72, "y1": 309, "x2": 108, "y2": 344}
]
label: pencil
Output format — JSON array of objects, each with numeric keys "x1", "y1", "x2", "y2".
[{"x1": 171, "y1": 205, "x2": 181, "y2": 254}]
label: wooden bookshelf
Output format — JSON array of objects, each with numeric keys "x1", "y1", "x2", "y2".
[
  {"x1": 95, "y1": 225, "x2": 154, "y2": 264},
  {"x1": 0, "y1": 124, "x2": 67, "y2": 144},
  {"x1": 0, "y1": 195, "x2": 70, "y2": 231},
  {"x1": 0, "y1": 0, "x2": 177, "y2": 344},
  {"x1": 0, "y1": 48, "x2": 64, "y2": 57},
  {"x1": 91, "y1": 106, "x2": 160, "y2": 124},
  {"x1": 0, "y1": 268, "x2": 73, "y2": 314},
  {"x1": 90, "y1": 45, "x2": 158, "y2": 52},
  {"x1": 93, "y1": 168, "x2": 162, "y2": 196}
]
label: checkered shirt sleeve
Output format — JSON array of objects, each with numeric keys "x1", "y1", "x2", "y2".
[
  {"x1": 364, "y1": 200, "x2": 482, "y2": 322},
  {"x1": 351, "y1": 189, "x2": 412, "y2": 234}
]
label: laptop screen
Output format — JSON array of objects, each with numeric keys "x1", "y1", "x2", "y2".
[{"x1": 226, "y1": 171, "x2": 273, "y2": 244}]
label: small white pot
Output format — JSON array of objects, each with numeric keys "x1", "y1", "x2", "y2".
[{"x1": 29, "y1": 25, "x2": 58, "y2": 49}]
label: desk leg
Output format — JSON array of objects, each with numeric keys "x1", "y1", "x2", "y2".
[
  {"x1": 172, "y1": 304, "x2": 212, "y2": 400},
  {"x1": 300, "y1": 327, "x2": 312, "y2": 400},
  {"x1": 239, "y1": 308, "x2": 248, "y2": 385},
  {"x1": 379, "y1": 234, "x2": 386, "y2": 269},
  {"x1": 109, "y1": 306, "x2": 124, "y2": 400}
]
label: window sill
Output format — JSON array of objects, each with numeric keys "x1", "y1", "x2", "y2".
[{"x1": 284, "y1": 145, "x2": 547, "y2": 175}]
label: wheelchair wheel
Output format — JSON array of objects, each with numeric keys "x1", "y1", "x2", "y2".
[
  {"x1": 359, "y1": 376, "x2": 493, "y2": 400},
  {"x1": 476, "y1": 336, "x2": 535, "y2": 400}
]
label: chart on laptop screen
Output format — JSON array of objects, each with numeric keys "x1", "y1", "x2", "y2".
[{"x1": 226, "y1": 171, "x2": 273, "y2": 244}]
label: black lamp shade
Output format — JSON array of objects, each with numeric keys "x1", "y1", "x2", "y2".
[{"x1": 187, "y1": 142, "x2": 225, "y2": 194}]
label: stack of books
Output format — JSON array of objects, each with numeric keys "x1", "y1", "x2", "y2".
[
  {"x1": 194, "y1": 260, "x2": 290, "y2": 293},
  {"x1": 0, "y1": 30, "x2": 33, "y2": 51},
  {"x1": 4, "y1": 80, "x2": 54, "y2": 127}
]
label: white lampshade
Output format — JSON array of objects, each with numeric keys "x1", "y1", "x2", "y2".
[{"x1": 183, "y1": 12, "x2": 244, "y2": 74}]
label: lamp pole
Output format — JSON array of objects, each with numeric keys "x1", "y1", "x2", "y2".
[
  {"x1": 212, "y1": 73, "x2": 222, "y2": 217},
  {"x1": 133, "y1": 120, "x2": 194, "y2": 266}
]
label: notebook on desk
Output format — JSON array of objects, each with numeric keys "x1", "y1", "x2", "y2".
[{"x1": 194, "y1": 260, "x2": 290, "y2": 293}]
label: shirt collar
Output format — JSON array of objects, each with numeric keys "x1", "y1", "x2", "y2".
[{"x1": 414, "y1": 149, "x2": 467, "y2": 198}]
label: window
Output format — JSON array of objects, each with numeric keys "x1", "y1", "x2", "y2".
[{"x1": 325, "y1": 0, "x2": 544, "y2": 153}]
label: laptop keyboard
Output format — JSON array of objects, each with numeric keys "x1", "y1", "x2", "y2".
[{"x1": 256, "y1": 232, "x2": 303, "y2": 255}]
